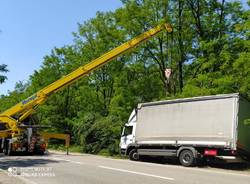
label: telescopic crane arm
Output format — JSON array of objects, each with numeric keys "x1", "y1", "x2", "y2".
[{"x1": 0, "y1": 23, "x2": 173, "y2": 136}]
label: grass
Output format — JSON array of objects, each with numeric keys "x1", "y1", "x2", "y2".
[
  {"x1": 48, "y1": 144, "x2": 83, "y2": 153},
  {"x1": 97, "y1": 149, "x2": 126, "y2": 159}
]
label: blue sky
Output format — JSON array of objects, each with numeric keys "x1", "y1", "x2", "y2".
[{"x1": 0, "y1": 0, "x2": 122, "y2": 95}]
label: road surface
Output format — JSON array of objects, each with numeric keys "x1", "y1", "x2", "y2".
[{"x1": 0, "y1": 152, "x2": 250, "y2": 184}]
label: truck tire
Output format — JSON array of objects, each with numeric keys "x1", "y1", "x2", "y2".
[
  {"x1": 35, "y1": 150, "x2": 45, "y2": 155},
  {"x1": 179, "y1": 150, "x2": 195, "y2": 167},
  {"x1": 4, "y1": 141, "x2": 12, "y2": 156},
  {"x1": 129, "y1": 149, "x2": 139, "y2": 161}
]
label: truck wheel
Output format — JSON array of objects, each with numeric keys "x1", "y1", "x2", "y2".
[
  {"x1": 179, "y1": 150, "x2": 195, "y2": 167},
  {"x1": 4, "y1": 143, "x2": 12, "y2": 156},
  {"x1": 129, "y1": 149, "x2": 139, "y2": 161},
  {"x1": 35, "y1": 150, "x2": 45, "y2": 155},
  {"x1": 3, "y1": 140, "x2": 11, "y2": 156}
]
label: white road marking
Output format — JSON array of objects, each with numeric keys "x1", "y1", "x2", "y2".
[
  {"x1": 99, "y1": 165, "x2": 175, "y2": 181},
  {"x1": 71, "y1": 161, "x2": 85, "y2": 165},
  {"x1": 126, "y1": 160, "x2": 250, "y2": 178},
  {"x1": 50, "y1": 152, "x2": 250, "y2": 178}
]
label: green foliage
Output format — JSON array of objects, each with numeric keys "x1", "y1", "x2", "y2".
[
  {"x1": 0, "y1": 0, "x2": 249, "y2": 155},
  {"x1": 0, "y1": 64, "x2": 8, "y2": 84}
]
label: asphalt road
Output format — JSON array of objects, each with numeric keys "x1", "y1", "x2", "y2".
[{"x1": 0, "y1": 152, "x2": 250, "y2": 184}]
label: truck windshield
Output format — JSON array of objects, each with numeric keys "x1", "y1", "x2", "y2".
[{"x1": 123, "y1": 126, "x2": 133, "y2": 136}]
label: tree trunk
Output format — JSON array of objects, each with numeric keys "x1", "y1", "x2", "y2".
[{"x1": 178, "y1": 0, "x2": 184, "y2": 92}]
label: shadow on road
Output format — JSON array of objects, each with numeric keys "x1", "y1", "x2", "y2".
[
  {"x1": 139, "y1": 156, "x2": 250, "y2": 171},
  {"x1": 205, "y1": 162, "x2": 250, "y2": 171},
  {"x1": 0, "y1": 155, "x2": 59, "y2": 171}
]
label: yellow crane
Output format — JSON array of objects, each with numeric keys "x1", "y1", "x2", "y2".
[{"x1": 0, "y1": 23, "x2": 172, "y2": 155}]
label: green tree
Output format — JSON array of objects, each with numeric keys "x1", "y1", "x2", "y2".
[
  {"x1": 0, "y1": 64, "x2": 8, "y2": 84},
  {"x1": 0, "y1": 0, "x2": 249, "y2": 155},
  {"x1": 182, "y1": 1, "x2": 250, "y2": 99}
]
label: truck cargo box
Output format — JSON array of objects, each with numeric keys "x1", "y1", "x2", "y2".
[{"x1": 135, "y1": 93, "x2": 250, "y2": 154}]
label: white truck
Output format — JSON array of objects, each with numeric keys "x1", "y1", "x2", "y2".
[{"x1": 120, "y1": 93, "x2": 250, "y2": 166}]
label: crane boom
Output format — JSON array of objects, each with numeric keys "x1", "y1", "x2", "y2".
[{"x1": 0, "y1": 23, "x2": 172, "y2": 136}]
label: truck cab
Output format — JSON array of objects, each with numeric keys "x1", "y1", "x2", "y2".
[{"x1": 120, "y1": 109, "x2": 136, "y2": 155}]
